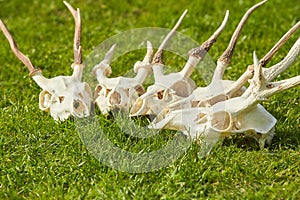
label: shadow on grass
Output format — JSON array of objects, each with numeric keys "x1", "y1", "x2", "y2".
[
  {"x1": 268, "y1": 107, "x2": 300, "y2": 151},
  {"x1": 222, "y1": 136, "x2": 261, "y2": 151},
  {"x1": 221, "y1": 131, "x2": 300, "y2": 152}
]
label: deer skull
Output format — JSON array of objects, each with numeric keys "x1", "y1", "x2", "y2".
[
  {"x1": 149, "y1": 0, "x2": 300, "y2": 152},
  {"x1": 0, "y1": 1, "x2": 93, "y2": 121},
  {"x1": 150, "y1": 42, "x2": 300, "y2": 150}
]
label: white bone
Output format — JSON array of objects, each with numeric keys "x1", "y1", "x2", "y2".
[
  {"x1": 0, "y1": 2, "x2": 93, "y2": 121},
  {"x1": 93, "y1": 42, "x2": 153, "y2": 115},
  {"x1": 1, "y1": 0, "x2": 299, "y2": 153}
]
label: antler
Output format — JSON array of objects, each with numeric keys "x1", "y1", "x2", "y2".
[
  {"x1": 212, "y1": 0, "x2": 267, "y2": 82},
  {"x1": 218, "y1": 0, "x2": 267, "y2": 66},
  {"x1": 64, "y1": 1, "x2": 82, "y2": 64},
  {"x1": 151, "y1": 9, "x2": 188, "y2": 80},
  {"x1": 0, "y1": 19, "x2": 41, "y2": 76},
  {"x1": 263, "y1": 36, "x2": 300, "y2": 81},
  {"x1": 93, "y1": 44, "x2": 116, "y2": 78},
  {"x1": 152, "y1": 9, "x2": 187, "y2": 65},
  {"x1": 226, "y1": 21, "x2": 300, "y2": 97},
  {"x1": 247, "y1": 44, "x2": 300, "y2": 100},
  {"x1": 180, "y1": 10, "x2": 229, "y2": 80}
]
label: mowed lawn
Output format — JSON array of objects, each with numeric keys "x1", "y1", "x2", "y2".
[{"x1": 0, "y1": 0, "x2": 299, "y2": 199}]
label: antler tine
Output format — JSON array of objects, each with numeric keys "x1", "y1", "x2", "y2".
[
  {"x1": 181, "y1": 10, "x2": 229, "y2": 80},
  {"x1": 249, "y1": 51, "x2": 300, "y2": 100},
  {"x1": 260, "y1": 21, "x2": 300, "y2": 67},
  {"x1": 226, "y1": 22, "x2": 300, "y2": 97},
  {"x1": 0, "y1": 19, "x2": 41, "y2": 76},
  {"x1": 152, "y1": 9, "x2": 188, "y2": 64},
  {"x1": 264, "y1": 76, "x2": 300, "y2": 98},
  {"x1": 264, "y1": 37, "x2": 300, "y2": 81},
  {"x1": 92, "y1": 44, "x2": 116, "y2": 77},
  {"x1": 142, "y1": 41, "x2": 154, "y2": 64},
  {"x1": 103, "y1": 44, "x2": 117, "y2": 65},
  {"x1": 64, "y1": 1, "x2": 82, "y2": 64},
  {"x1": 189, "y1": 10, "x2": 229, "y2": 58},
  {"x1": 217, "y1": 0, "x2": 267, "y2": 75}
]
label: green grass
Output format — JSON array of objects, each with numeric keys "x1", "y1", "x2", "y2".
[{"x1": 0, "y1": 0, "x2": 299, "y2": 199}]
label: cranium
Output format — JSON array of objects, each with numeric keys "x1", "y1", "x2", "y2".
[
  {"x1": 149, "y1": 0, "x2": 300, "y2": 153},
  {"x1": 93, "y1": 42, "x2": 153, "y2": 115},
  {"x1": 0, "y1": 1, "x2": 93, "y2": 121}
]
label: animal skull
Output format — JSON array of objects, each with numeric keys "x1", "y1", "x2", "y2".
[
  {"x1": 93, "y1": 42, "x2": 153, "y2": 115},
  {"x1": 150, "y1": 42, "x2": 300, "y2": 151},
  {"x1": 149, "y1": 0, "x2": 300, "y2": 153},
  {"x1": 0, "y1": 1, "x2": 93, "y2": 121}
]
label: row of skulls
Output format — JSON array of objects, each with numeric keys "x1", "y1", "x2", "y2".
[{"x1": 0, "y1": 1, "x2": 299, "y2": 151}]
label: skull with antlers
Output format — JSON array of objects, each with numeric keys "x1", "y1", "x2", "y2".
[
  {"x1": 0, "y1": 1, "x2": 93, "y2": 121},
  {"x1": 92, "y1": 42, "x2": 153, "y2": 115},
  {"x1": 149, "y1": 0, "x2": 300, "y2": 152}
]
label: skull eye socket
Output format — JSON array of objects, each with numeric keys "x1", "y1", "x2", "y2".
[
  {"x1": 134, "y1": 85, "x2": 145, "y2": 95},
  {"x1": 211, "y1": 111, "x2": 232, "y2": 131},
  {"x1": 73, "y1": 99, "x2": 87, "y2": 115},
  {"x1": 94, "y1": 85, "x2": 102, "y2": 98}
]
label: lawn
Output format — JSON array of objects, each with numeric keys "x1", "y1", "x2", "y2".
[{"x1": 0, "y1": 0, "x2": 299, "y2": 199}]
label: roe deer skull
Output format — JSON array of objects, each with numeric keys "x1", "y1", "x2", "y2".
[
  {"x1": 0, "y1": 1, "x2": 93, "y2": 121},
  {"x1": 149, "y1": 0, "x2": 300, "y2": 153},
  {"x1": 93, "y1": 42, "x2": 153, "y2": 115}
]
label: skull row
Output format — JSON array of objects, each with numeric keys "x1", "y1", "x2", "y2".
[{"x1": 0, "y1": 1, "x2": 299, "y2": 151}]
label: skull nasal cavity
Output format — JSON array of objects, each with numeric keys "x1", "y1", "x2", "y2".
[
  {"x1": 59, "y1": 96, "x2": 65, "y2": 103},
  {"x1": 157, "y1": 91, "x2": 164, "y2": 100}
]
